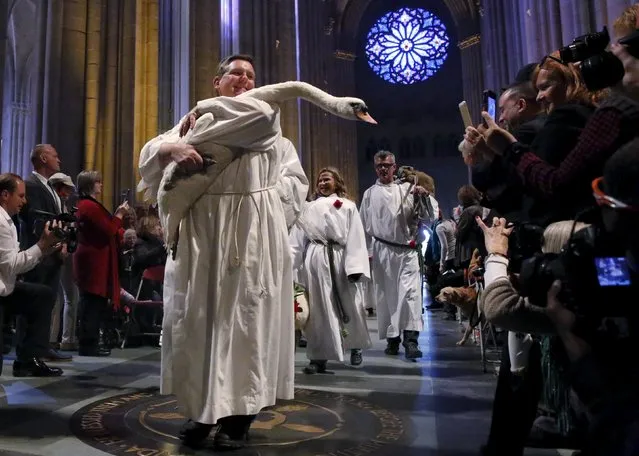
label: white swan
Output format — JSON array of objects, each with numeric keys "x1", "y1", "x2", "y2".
[{"x1": 156, "y1": 81, "x2": 376, "y2": 250}]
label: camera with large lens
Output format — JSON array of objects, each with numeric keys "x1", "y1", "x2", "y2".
[
  {"x1": 518, "y1": 222, "x2": 632, "y2": 342},
  {"x1": 507, "y1": 222, "x2": 545, "y2": 273},
  {"x1": 32, "y1": 208, "x2": 78, "y2": 253},
  {"x1": 558, "y1": 27, "x2": 639, "y2": 90}
]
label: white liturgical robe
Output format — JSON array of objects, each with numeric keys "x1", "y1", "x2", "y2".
[
  {"x1": 360, "y1": 181, "x2": 428, "y2": 340},
  {"x1": 138, "y1": 96, "x2": 308, "y2": 424},
  {"x1": 290, "y1": 195, "x2": 371, "y2": 361}
]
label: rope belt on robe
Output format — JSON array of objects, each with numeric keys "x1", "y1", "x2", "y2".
[
  {"x1": 308, "y1": 239, "x2": 350, "y2": 324},
  {"x1": 372, "y1": 236, "x2": 426, "y2": 312},
  {"x1": 172, "y1": 185, "x2": 275, "y2": 294}
]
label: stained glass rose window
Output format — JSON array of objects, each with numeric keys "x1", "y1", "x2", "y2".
[{"x1": 365, "y1": 7, "x2": 450, "y2": 85}]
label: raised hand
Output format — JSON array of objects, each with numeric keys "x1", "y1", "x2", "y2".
[
  {"x1": 476, "y1": 216, "x2": 513, "y2": 257},
  {"x1": 477, "y1": 112, "x2": 517, "y2": 155}
]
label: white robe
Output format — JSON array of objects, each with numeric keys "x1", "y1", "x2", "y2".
[
  {"x1": 360, "y1": 181, "x2": 429, "y2": 340},
  {"x1": 290, "y1": 195, "x2": 371, "y2": 361},
  {"x1": 138, "y1": 97, "x2": 308, "y2": 424}
]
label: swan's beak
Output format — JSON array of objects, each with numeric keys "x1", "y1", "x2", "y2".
[{"x1": 356, "y1": 111, "x2": 377, "y2": 124}]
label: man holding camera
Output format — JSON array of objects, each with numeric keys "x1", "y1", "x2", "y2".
[
  {"x1": 468, "y1": 80, "x2": 546, "y2": 223},
  {"x1": 0, "y1": 173, "x2": 65, "y2": 377}
]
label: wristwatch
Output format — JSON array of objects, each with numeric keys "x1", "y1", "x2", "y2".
[{"x1": 504, "y1": 141, "x2": 527, "y2": 165}]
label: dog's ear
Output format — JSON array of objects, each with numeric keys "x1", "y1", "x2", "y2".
[{"x1": 450, "y1": 289, "x2": 462, "y2": 300}]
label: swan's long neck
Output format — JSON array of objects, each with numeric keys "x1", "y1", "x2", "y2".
[{"x1": 242, "y1": 81, "x2": 341, "y2": 116}]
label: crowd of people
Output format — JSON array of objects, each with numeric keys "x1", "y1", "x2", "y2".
[{"x1": 1, "y1": 3, "x2": 639, "y2": 454}]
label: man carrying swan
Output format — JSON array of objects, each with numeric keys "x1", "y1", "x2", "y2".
[{"x1": 137, "y1": 55, "x2": 309, "y2": 450}]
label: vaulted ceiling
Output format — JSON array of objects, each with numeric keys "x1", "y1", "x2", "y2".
[{"x1": 333, "y1": 0, "x2": 481, "y2": 50}]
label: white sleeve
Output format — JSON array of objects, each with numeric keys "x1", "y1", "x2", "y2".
[
  {"x1": 484, "y1": 255, "x2": 509, "y2": 287},
  {"x1": 435, "y1": 224, "x2": 448, "y2": 268},
  {"x1": 276, "y1": 139, "x2": 309, "y2": 230},
  {"x1": 359, "y1": 190, "x2": 373, "y2": 257},
  {"x1": 137, "y1": 118, "x2": 185, "y2": 203},
  {"x1": 344, "y1": 206, "x2": 371, "y2": 279},
  {"x1": 0, "y1": 224, "x2": 42, "y2": 280}
]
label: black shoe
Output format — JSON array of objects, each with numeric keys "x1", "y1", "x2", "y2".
[
  {"x1": 178, "y1": 419, "x2": 214, "y2": 448},
  {"x1": 404, "y1": 342, "x2": 423, "y2": 360},
  {"x1": 303, "y1": 360, "x2": 327, "y2": 374},
  {"x1": 41, "y1": 348, "x2": 73, "y2": 362},
  {"x1": 384, "y1": 337, "x2": 400, "y2": 355},
  {"x1": 350, "y1": 349, "x2": 363, "y2": 366},
  {"x1": 213, "y1": 431, "x2": 247, "y2": 451},
  {"x1": 13, "y1": 358, "x2": 63, "y2": 377},
  {"x1": 78, "y1": 347, "x2": 111, "y2": 357}
]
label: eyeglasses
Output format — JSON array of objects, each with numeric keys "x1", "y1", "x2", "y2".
[
  {"x1": 375, "y1": 163, "x2": 395, "y2": 169},
  {"x1": 591, "y1": 177, "x2": 639, "y2": 211}
]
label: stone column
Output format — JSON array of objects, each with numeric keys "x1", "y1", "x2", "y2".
[
  {"x1": 189, "y1": 0, "x2": 221, "y2": 106},
  {"x1": 158, "y1": 0, "x2": 174, "y2": 132},
  {"x1": 458, "y1": 34, "x2": 484, "y2": 125},
  {"x1": 1, "y1": 0, "x2": 41, "y2": 175},
  {"x1": 52, "y1": 0, "x2": 88, "y2": 178},
  {"x1": 172, "y1": 0, "x2": 190, "y2": 124},
  {"x1": 220, "y1": 0, "x2": 240, "y2": 56},
  {"x1": 133, "y1": 0, "x2": 159, "y2": 194},
  {"x1": 237, "y1": 0, "x2": 299, "y2": 145},
  {"x1": 0, "y1": 0, "x2": 8, "y2": 147},
  {"x1": 297, "y1": 0, "x2": 360, "y2": 198},
  {"x1": 39, "y1": 0, "x2": 64, "y2": 145}
]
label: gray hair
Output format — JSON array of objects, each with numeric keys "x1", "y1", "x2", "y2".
[
  {"x1": 542, "y1": 221, "x2": 590, "y2": 254},
  {"x1": 373, "y1": 150, "x2": 395, "y2": 163},
  {"x1": 76, "y1": 170, "x2": 102, "y2": 196},
  {"x1": 30, "y1": 144, "x2": 54, "y2": 166}
]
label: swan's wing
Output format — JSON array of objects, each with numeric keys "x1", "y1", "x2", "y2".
[{"x1": 157, "y1": 113, "x2": 237, "y2": 247}]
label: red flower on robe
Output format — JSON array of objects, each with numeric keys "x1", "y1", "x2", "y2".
[
  {"x1": 333, "y1": 199, "x2": 343, "y2": 209},
  {"x1": 409, "y1": 240, "x2": 417, "y2": 248},
  {"x1": 294, "y1": 300, "x2": 302, "y2": 313}
]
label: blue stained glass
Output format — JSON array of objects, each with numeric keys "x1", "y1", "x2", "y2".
[{"x1": 365, "y1": 7, "x2": 450, "y2": 85}]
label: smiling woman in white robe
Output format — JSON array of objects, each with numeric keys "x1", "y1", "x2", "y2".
[
  {"x1": 290, "y1": 168, "x2": 371, "y2": 373},
  {"x1": 137, "y1": 96, "x2": 308, "y2": 440}
]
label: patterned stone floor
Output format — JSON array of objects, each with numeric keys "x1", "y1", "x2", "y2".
[{"x1": 0, "y1": 311, "x2": 576, "y2": 455}]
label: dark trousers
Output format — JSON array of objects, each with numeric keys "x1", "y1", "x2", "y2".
[
  {"x1": 0, "y1": 282, "x2": 55, "y2": 361},
  {"x1": 78, "y1": 291, "x2": 110, "y2": 349},
  {"x1": 484, "y1": 339, "x2": 542, "y2": 455},
  {"x1": 17, "y1": 263, "x2": 61, "y2": 347},
  {"x1": 388, "y1": 330, "x2": 420, "y2": 345}
]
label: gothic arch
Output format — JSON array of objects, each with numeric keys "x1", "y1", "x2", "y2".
[{"x1": 335, "y1": 0, "x2": 480, "y2": 51}]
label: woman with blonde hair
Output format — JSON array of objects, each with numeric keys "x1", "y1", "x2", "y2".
[
  {"x1": 290, "y1": 167, "x2": 371, "y2": 373},
  {"x1": 466, "y1": 49, "x2": 604, "y2": 225}
]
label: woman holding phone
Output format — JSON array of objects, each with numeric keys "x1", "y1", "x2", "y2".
[{"x1": 73, "y1": 171, "x2": 130, "y2": 356}]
